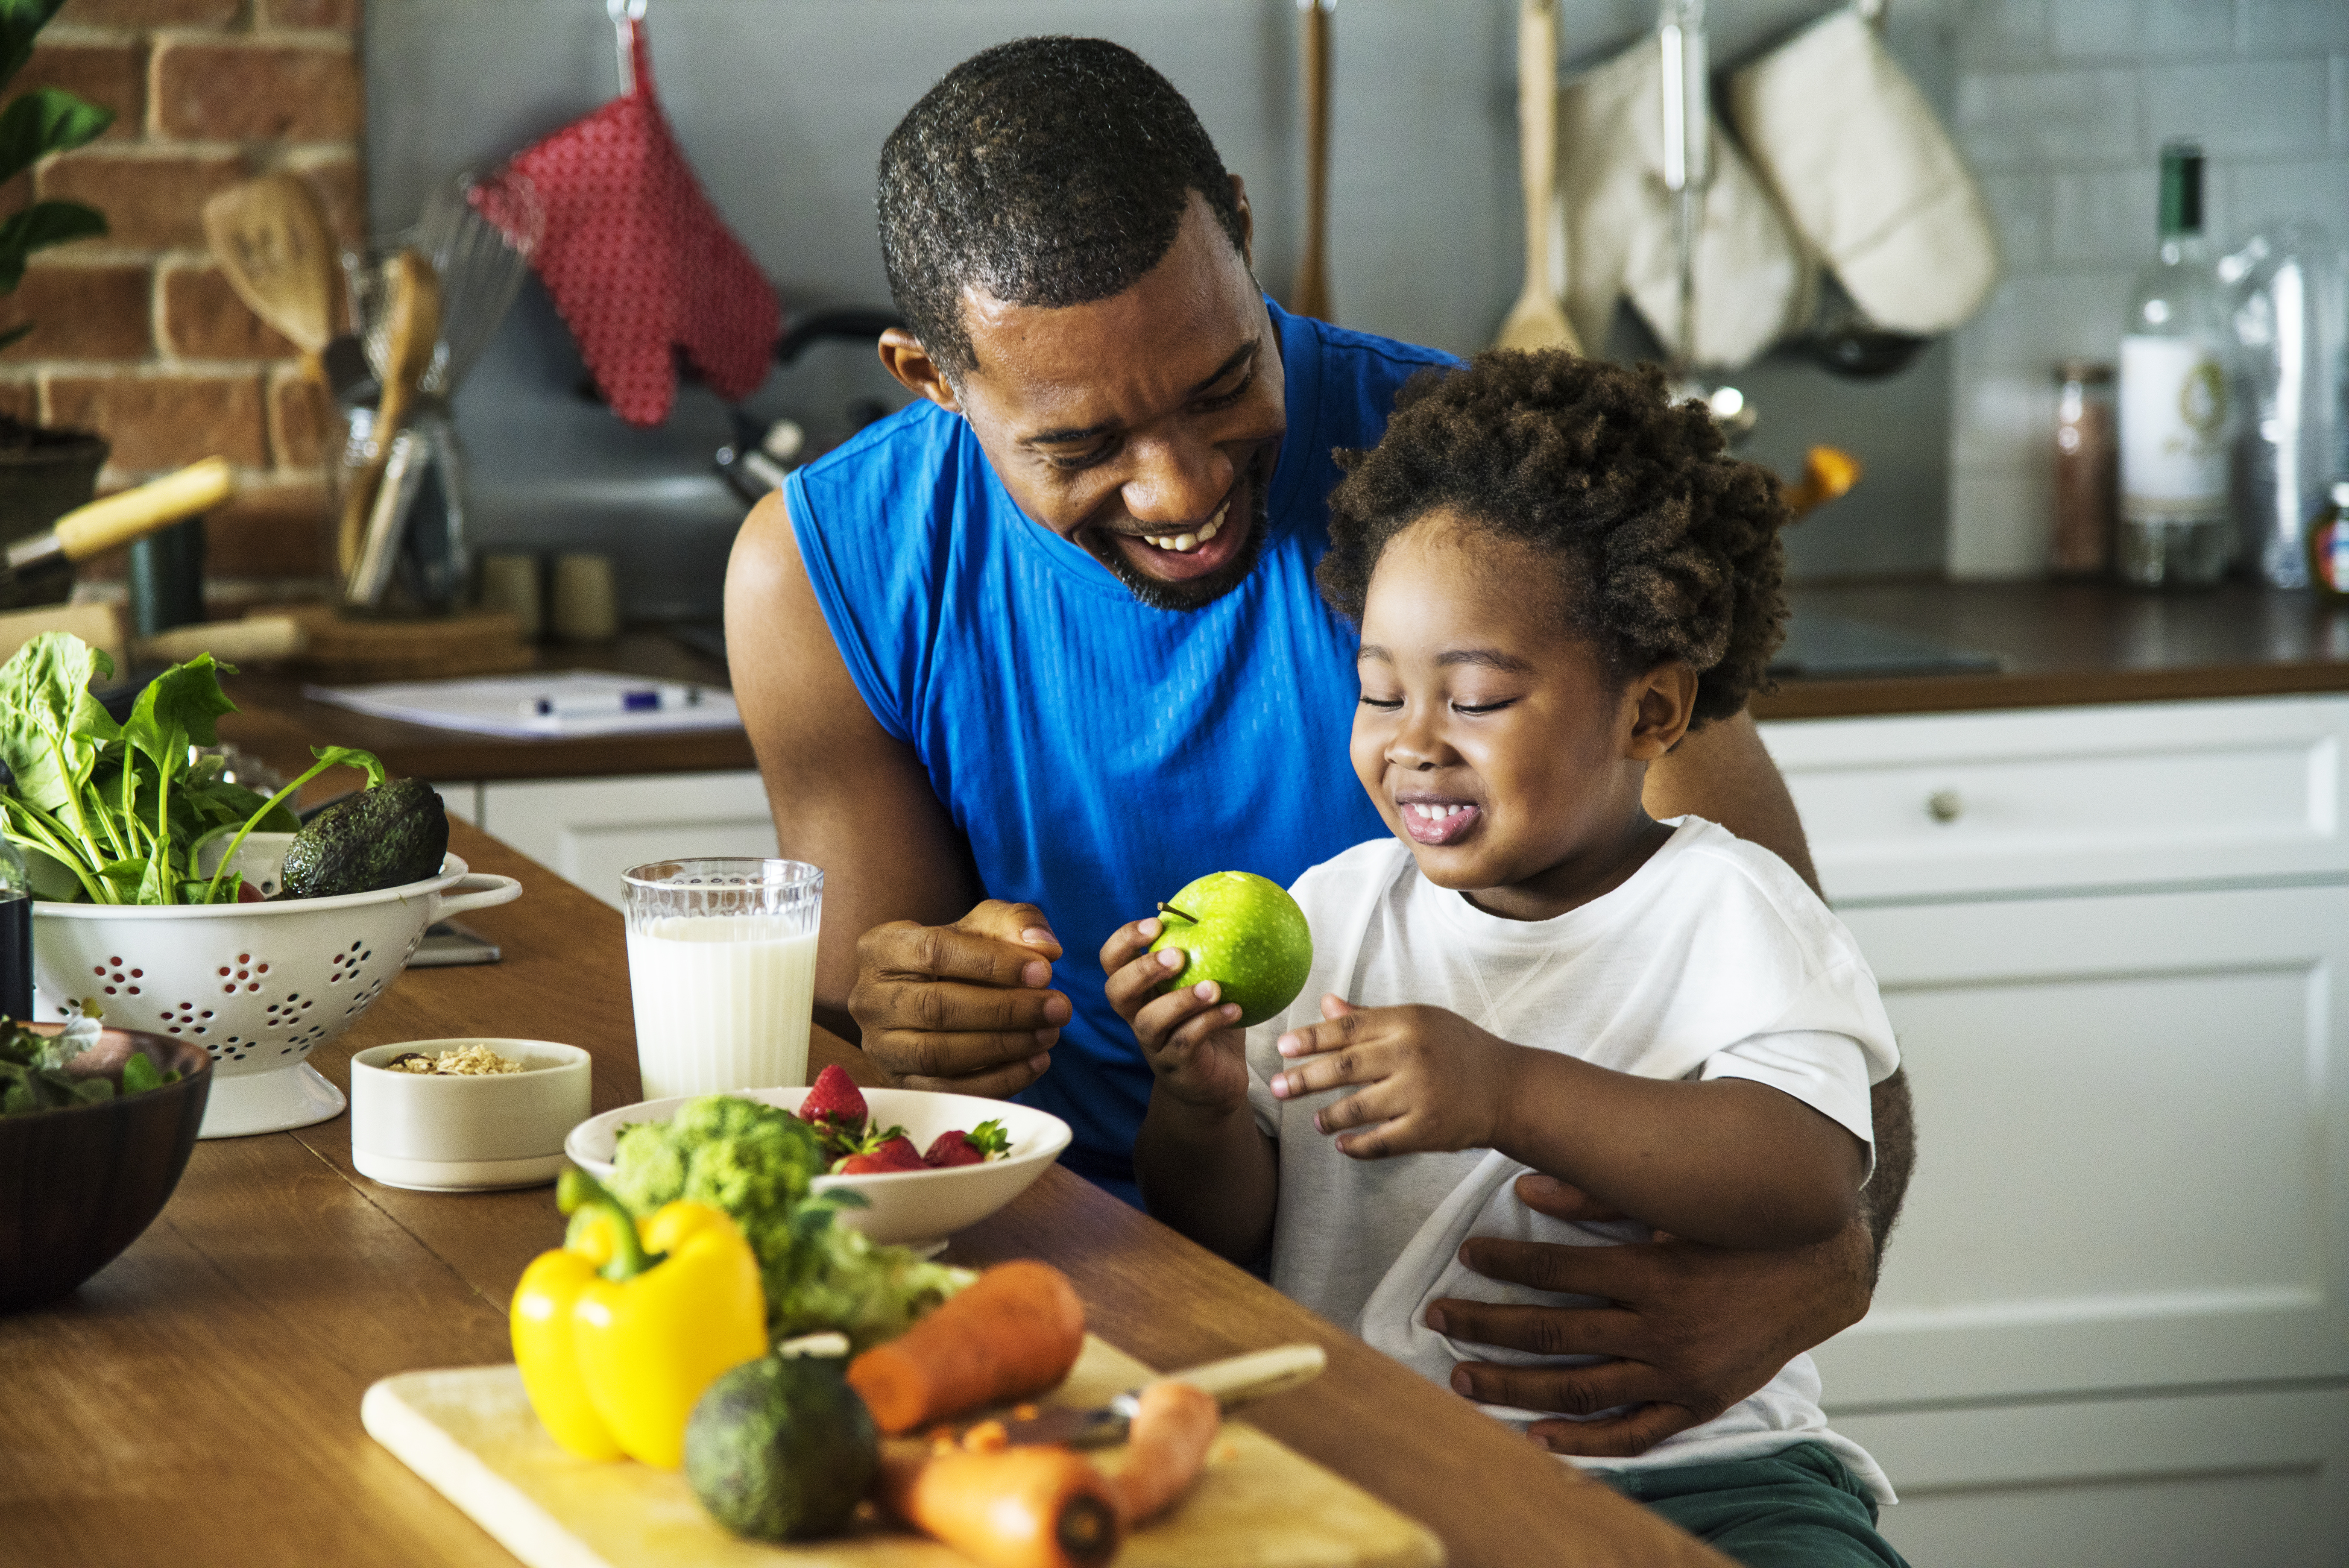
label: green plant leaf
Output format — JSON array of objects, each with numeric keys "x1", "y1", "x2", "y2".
[
  {"x1": 311, "y1": 744, "x2": 387, "y2": 790},
  {"x1": 0, "y1": 1, "x2": 70, "y2": 98},
  {"x1": 123, "y1": 654, "x2": 236, "y2": 770},
  {"x1": 0, "y1": 199, "x2": 105, "y2": 291},
  {"x1": 0, "y1": 632, "x2": 117, "y2": 818},
  {"x1": 0, "y1": 322, "x2": 29, "y2": 353},
  {"x1": 0, "y1": 88, "x2": 112, "y2": 187}
]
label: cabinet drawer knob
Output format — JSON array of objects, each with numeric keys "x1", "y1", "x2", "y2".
[{"x1": 1926, "y1": 789, "x2": 1963, "y2": 824}]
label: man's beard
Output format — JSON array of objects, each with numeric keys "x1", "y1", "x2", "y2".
[{"x1": 1092, "y1": 481, "x2": 1272, "y2": 613}]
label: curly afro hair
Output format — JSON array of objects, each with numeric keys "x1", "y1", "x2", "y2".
[
  {"x1": 878, "y1": 38, "x2": 1249, "y2": 383},
  {"x1": 1317, "y1": 351, "x2": 1787, "y2": 730}
]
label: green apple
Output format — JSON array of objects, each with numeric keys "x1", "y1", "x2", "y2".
[{"x1": 1146, "y1": 870, "x2": 1314, "y2": 1028}]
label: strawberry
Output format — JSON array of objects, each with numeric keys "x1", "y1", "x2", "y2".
[
  {"x1": 923, "y1": 1119, "x2": 1012, "y2": 1168},
  {"x1": 836, "y1": 1134, "x2": 926, "y2": 1175},
  {"x1": 798, "y1": 1063, "x2": 867, "y2": 1128}
]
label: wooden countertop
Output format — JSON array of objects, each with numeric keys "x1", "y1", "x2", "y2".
[
  {"x1": 219, "y1": 633, "x2": 757, "y2": 785},
  {"x1": 1756, "y1": 581, "x2": 2349, "y2": 721},
  {"x1": 211, "y1": 585, "x2": 2349, "y2": 785},
  {"x1": 0, "y1": 819, "x2": 1727, "y2": 1568}
]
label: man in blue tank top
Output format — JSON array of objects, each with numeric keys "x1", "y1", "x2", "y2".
[{"x1": 727, "y1": 36, "x2": 1914, "y2": 1467}]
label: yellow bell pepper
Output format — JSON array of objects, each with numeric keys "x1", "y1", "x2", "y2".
[{"x1": 510, "y1": 1169, "x2": 768, "y2": 1468}]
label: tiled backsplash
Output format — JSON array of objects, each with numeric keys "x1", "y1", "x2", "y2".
[{"x1": 1945, "y1": 0, "x2": 2349, "y2": 577}]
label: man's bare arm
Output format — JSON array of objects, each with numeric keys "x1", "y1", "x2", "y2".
[{"x1": 726, "y1": 493, "x2": 1069, "y2": 1094}]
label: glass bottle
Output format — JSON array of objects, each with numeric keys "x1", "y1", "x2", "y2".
[
  {"x1": 0, "y1": 838, "x2": 30, "y2": 1023},
  {"x1": 2118, "y1": 142, "x2": 2235, "y2": 587},
  {"x1": 2227, "y1": 221, "x2": 2346, "y2": 589},
  {"x1": 2051, "y1": 360, "x2": 2116, "y2": 577}
]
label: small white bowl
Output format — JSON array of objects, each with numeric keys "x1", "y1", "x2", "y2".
[
  {"x1": 351, "y1": 1039, "x2": 593, "y2": 1192},
  {"x1": 564, "y1": 1087, "x2": 1072, "y2": 1250}
]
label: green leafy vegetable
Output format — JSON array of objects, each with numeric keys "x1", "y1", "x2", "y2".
[
  {"x1": 603, "y1": 1096, "x2": 963, "y2": 1350},
  {"x1": 0, "y1": 633, "x2": 381, "y2": 905},
  {"x1": 0, "y1": 1018, "x2": 180, "y2": 1118}
]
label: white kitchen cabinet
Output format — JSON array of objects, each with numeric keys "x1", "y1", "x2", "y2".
[
  {"x1": 469, "y1": 771, "x2": 779, "y2": 909},
  {"x1": 1760, "y1": 696, "x2": 2349, "y2": 1566}
]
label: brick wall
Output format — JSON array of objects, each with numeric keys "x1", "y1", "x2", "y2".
[
  {"x1": 5, "y1": 0, "x2": 364, "y2": 592},
  {"x1": 1943, "y1": 0, "x2": 2349, "y2": 577}
]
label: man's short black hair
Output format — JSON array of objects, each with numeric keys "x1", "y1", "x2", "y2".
[
  {"x1": 877, "y1": 36, "x2": 1250, "y2": 381},
  {"x1": 1318, "y1": 352, "x2": 1787, "y2": 729}
]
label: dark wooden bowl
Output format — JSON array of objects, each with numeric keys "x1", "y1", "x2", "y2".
[{"x1": 0, "y1": 1026, "x2": 212, "y2": 1312}]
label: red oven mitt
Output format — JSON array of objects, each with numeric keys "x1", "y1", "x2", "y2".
[{"x1": 507, "y1": 15, "x2": 778, "y2": 426}]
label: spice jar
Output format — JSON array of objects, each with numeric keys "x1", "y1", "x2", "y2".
[
  {"x1": 2051, "y1": 360, "x2": 2116, "y2": 577},
  {"x1": 2310, "y1": 482, "x2": 2349, "y2": 600}
]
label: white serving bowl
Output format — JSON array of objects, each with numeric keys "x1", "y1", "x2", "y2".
[
  {"x1": 349, "y1": 1039, "x2": 593, "y2": 1192},
  {"x1": 33, "y1": 833, "x2": 523, "y2": 1139},
  {"x1": 565, "y1": 1087, "x2": 1071, "y2": 1250}
]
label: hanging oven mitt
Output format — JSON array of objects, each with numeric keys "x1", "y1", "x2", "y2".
[
  {"x1": 1556, "y1": 38, "x2": 1812, "y2": 370},
  {"x1": 1727, "y1": 6, "x2": 1998, "y2": 336},
  {"x1": 507, "y1": 9, "x2": 779, "y2": 427}
]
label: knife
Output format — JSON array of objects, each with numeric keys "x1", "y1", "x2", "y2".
[
  {"x1": 959, "y1": 1342, "x2": 1327, "y2": 1449},
  {"x1": 3, "y1": 458, "x2": 236, "y2": 594}
]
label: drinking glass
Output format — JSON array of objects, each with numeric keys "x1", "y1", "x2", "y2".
[{"x1": 621, "y1": 859, "x2": 823, "y2": 1100}]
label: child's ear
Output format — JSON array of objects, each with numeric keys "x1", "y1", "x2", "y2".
[{"x1": 1623, "y1": 662, "x2": 1698, "y2": 761}]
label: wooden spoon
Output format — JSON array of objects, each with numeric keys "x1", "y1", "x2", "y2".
[
  {"x1": 1493, "y1": 0, "x2": 1583, "y2": 355},
  {"x1": 1289, "y1": 0, "x2": 1335, "y2": 322},
  {"x1": 336, "y1": 249, "x2": 440, "y2": 579},
  {"x1": 201, "y1": 174, "x2": 338, "y2": 382}
]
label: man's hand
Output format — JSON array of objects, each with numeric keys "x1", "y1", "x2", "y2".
[
  {"x1": 848, "y1": 900, "x2": 1071, "y2": 1096},
  {"x1": 1270, "y1": 997, "x2": 1520, "y2": 1158},
  {"x1": 1102, "y1": 917, "x2": 1250, "y2": 1113},
  {"x1": 1433, "y1": 1172, "x2": 1872, "y2": 1456}
]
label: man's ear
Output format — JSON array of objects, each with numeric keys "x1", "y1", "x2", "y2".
[
  {"x1": 1624, "y1": 662, "x2": 1699, "y2": 762},
  {"x1": 878, "y1": 327, "x2": 961, "y2": 413},
  {"x1": 1229, "y1": 173, "x2": 1255, "y2": 267}
]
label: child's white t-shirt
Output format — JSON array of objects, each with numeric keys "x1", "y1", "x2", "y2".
[{"x1": 1242, "y1": 816, "x2": 1901, "y2": 1500}]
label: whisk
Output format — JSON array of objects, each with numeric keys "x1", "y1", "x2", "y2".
[{"x1": 343, "y1": 167, "x2": 543, "y2": 609}]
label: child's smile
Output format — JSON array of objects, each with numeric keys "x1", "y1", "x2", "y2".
[{"x1": 1350, "y1": 510, "x2": 1692, "y2": 922}]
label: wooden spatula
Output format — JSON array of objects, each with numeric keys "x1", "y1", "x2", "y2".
[
  {"x1": 336, "y1": 249, "x2": 440, "y2": 579},
  {"x1": 202, "y1": 174, "x2": 339, "y2": 381},
  {"x1": 1290, "y1": 0, "x2": 1335, "y2": 322},
  {"x1": 1493, "y1": 0, "x2": 1584, "y2": 355}
]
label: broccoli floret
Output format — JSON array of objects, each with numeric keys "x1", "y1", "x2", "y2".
[
  {"x1": 602, "y1": 1095, "x2": 957, "y2": 1347},
  {"x1": 609, "y1": 1096, "x2": 826, "y2": 1225}
]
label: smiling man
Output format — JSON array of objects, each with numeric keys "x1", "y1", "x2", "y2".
[{"x1": 726, "y1": 35, "x2": 1915, "y2": 1465}]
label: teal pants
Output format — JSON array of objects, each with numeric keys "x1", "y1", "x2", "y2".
[{"x1": 1600, "y1": 1442, "x2": 1913, "y2": 1568}]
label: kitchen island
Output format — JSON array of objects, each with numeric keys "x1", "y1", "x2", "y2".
[{"x1": 0, "y1": 818, "x2": 1729, "y2": 1568}]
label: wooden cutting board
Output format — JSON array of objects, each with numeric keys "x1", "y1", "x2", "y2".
[{"x1": 363, "y1": 1335, "x2": 1444, "y2": 1568}]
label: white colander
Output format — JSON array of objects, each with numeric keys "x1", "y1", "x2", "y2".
[{"x1": 32, "y1": 833, "x2": 522, "y2": 1138}]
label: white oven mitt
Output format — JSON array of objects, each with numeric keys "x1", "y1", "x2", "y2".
[
  {"x1": 1727, "y1": 6, "x2": 1998, "y2": 335},
  {"x1": 1557, "y1": 38, "x2": 1813, "y2": 370}
]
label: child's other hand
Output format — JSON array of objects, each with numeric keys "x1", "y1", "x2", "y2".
[
  {"x1": 1270, "y1": 996, "x2": 1520, "y2": 1158},
  {"x1": 1101, "y1": 916, "x2": 1249, "y2": 1113}
]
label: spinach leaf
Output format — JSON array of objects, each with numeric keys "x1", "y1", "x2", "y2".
[{"x1": 0, "y1": 632, "x2": 119, "y2": 843}]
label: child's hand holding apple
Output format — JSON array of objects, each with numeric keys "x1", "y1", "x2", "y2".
[{"x1": 1104, "y1": 870, "x2": 1315, "y2": 1115}]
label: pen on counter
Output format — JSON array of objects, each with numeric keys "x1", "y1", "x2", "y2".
[{"x1": 521, "y1": 683, "x2": 703, "y2": 719}]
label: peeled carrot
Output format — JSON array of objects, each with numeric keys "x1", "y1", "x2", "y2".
[
  {"x1": 1105, "y1": 1379, "x2": 1220, "y2": 1527},
  {"x1": 879, "y1": 1439, "x2": 1121, "y2": 1568},
  {"x1": 848, "y1": 1260, "x2": 1086, "y2": 1434}
]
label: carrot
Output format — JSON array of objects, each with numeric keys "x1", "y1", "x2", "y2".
[
  {"x1": 847, "y1": 1260, "x2": 1086, "y2": 1434},
  {"x1": 878, "y1": 1439, "x2": 1121, "y2": 1568},
  {"x1": 1104, "y1": 1379, "x2": 1220, "y2": 1527}
]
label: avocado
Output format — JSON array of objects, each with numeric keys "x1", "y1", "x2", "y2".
[
  {"x1": 684, "y1": 1355, "x2": 877, "y2": 1542},
  {"x1": 278, "y1": 778, "x2": 449, "y2": 898}
]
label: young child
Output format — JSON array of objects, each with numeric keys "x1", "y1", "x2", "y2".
[{"x1": 1102, "y1": 352, "x2": 1907, "y2": 1567}]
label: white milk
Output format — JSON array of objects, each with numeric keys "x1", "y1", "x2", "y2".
[{"x1": 626, "y1": 915, "x2": 819, "y2": 1099}]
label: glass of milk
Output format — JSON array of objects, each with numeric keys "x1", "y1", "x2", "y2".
[{"x1": 621, "y1": 859, "x2": 823, "y2": 1101}]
